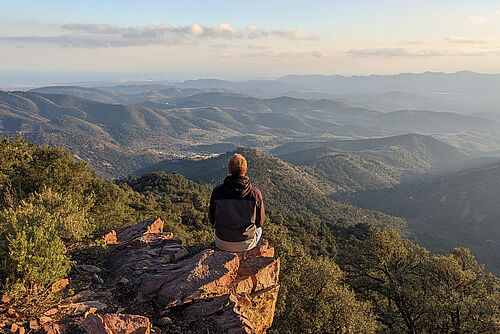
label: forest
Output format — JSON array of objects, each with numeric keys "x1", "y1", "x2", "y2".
[{"x1": 0, "y1": 137, "x2": 498, "y2": 333}]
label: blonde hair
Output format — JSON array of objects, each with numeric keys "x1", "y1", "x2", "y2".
[{"x1": 228, "y1": 153, "x2": 248, "y2": 176}]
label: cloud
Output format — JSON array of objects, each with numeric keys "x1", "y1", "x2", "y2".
[
  {"x1": 0, "y1": 22, "x2": 317, "y2": 48},
  {"x1": 348, "y1": 48, "x2": 439, "y2": 57},
  {"x1": 61, "y1": 23, "x2": 121, "y2": 34},
  {"x1": 62, "y1": 22, "x2": 242, "y2": 39},
  {"x1": 234, "y1": 50, "x2": 326, "y2": 58},
  {"x1": 0, "y1": 34, "x2": 187, "y2": 48},
  {"x1": 270, "y1": 29, "x2": 316, "y2": 40},
  {"x1": 244, "y1": 26, "x2": 316, "y2": 40},
  {"x1": 347, "y1": 47, "x2": 488, "y2": 57},
  {"x1": 446, "y1": 36, "x2": 492, "y2": 44}
]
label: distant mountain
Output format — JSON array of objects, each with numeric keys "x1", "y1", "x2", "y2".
[
  {"x1": 2, "y1": 89, "x2": 498, "y2": 178},
  {"x1": 370, "y1": 110, "x2": 499, "y2": 133},
  {"x1": 144, "y1": 148, "x2": 407, "y2": 231},
  {"x1": 29, "y1": 86, "x2": 129, "y2": 104},
  {"x1": 348, "y1": 161, "x2": 500, "y2": 274},
  {"x1": 0, "y1": 90, "x2": 182, "y2": 177},
  {"x1": 29, "y1": 86, "x2": 235, "y2": 105},
  {"x1": 273, "y1": 134, "x2": 471, "y2": 191},
  {"x1": 167, "y1": 71, "x2": 500, "y2": 115},
  {"x1": 96, "y1": 84, "x2": 173, "y2": 94},
  {"x1": 279, "y1": 71, "x2": 500, "y2": 99}
]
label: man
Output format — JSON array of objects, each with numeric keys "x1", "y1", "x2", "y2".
[{"x1": 208, "y1": 153, "x2": 265, "y2": 252}]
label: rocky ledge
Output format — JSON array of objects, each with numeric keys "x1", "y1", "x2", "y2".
[{"x1": 1, "y1": 217, "x2": 280, "y2": 334}]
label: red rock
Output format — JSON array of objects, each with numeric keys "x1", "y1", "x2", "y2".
[
  {"x1": 114, "y1": 217, "x2": 164, "y2": 243},
  {"x1": 138, "y1": 249, "x2": 240, "y2": 307},
  {"x1": 66, "y1": 301, "x2": 108, "y2": 313},
  {"x1": 234, "y1": 257, "x2": 280, "y2": 294},
  {"x1": 7, "y1": 308, "x2": 18, "y2": 317},
  {"x1": 29, "y1": 319, "x2": 39, "y2": 330},
  {"x1": 235, "y1": 239, "x2": 275, "y2": 260},
  {"x1": 182, "y1": 285, "x2": 279, "y2": 334},
  {"x1": 39, "y1": 316, "x2": 53, "y2": 325},
  {"x1": 135, "y1": 233, "x2": 177, "y2": 245},
  {"x1": 101, "y1": 230, "x2": 117, "y2": 244},
  {"x1": 0, "y1": 322, "x2": 5, "y2": 328},
  {"x1": 1, "y1": 294, "x2": 11, "y2": 303},
  {"x1": 10, "y1": 323, "x2": 18, "y2": 333},
  {"x1": 44, "y1": 308, "x2": 59, "y2": 316},
  {"x1": 183, "y1": 294, "x2": 232, "y2": 322},
  {"x1": 104, "y1": 232, "x2": 186, "y2": 282},
  {"x1": 84, "y1": 217, "x2": 280, "y2": 334},
  {"x1": 51, "y1": 279, "x2": 69, "y2": 293},
  {"x1": 80, "y1": 313, "x2": 151, "y2": 334},
  {"x1": 164, "y1": 239, "x2": 279, "y2": 333},
  {"x1": 18, "y1": 326, "x2": 25, "y2": 334},
  {"x1": 43, "y1": 324, "x2": 65, "y2": 334}
]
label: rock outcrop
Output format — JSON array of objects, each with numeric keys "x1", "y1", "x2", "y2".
[
  {"x1": 49, "y1": 216, "x2": 278, "y2": 334},
  {"x1": 99, "y1": 216, "x2": 280, "y2": 334},
  {"x1": 0, "y1": 217, "x2": 279, "y2": 334}
]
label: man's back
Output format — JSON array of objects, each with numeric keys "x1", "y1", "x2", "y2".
[{"x1": 208, "y1": 154, "x2": 265, "y2": 252}]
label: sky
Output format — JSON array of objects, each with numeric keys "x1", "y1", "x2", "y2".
[{"x1": 1, "y1": 0, "x2": 500, "y2": 84}]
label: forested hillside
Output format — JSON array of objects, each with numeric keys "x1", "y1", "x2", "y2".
[
  {"x1": 0, "y1": 138, "x2": 498, "y2": 333},
  {"x1": 2, "y1": 88, "x2": 498, "y2": 179},
  {"x1": 349, "y1": 161, "x2": 500, "y2": 275},
  {"x1": 273, "y1": 134, "x2": 471, "y2": 191},
  {"x1": 145, "y1": 147, "x2": 407, "y2": 232}
]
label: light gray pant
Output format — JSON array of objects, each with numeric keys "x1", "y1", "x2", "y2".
[{"x1": 215, "y1": 227, "x2": 263, "y2": 252}]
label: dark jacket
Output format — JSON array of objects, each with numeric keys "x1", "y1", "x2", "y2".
[{"x1": 209, "y1": 175, "x2": 265, "y2": 242}]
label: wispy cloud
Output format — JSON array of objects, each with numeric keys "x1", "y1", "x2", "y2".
[
  {"x1": 220, "y1": 50, "x2": 326, "y2": 58},
  {"x1": 347, "y1": 47, "x2": 489, "y2": 57},
  {"x1": 0, "y1": 22, "x2": 317, "y2": 48},
  {"x1": 245, "y1": 26, "x2": 316, "y2": 40}
]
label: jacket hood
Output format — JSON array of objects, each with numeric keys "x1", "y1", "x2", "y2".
[{"x1": 223, "y1": 175, "x2": 252, "y2": 198}]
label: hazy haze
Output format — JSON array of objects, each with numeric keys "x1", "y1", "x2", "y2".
[{"x1": 2, "y1": 0, "x2": 500, "y2": 83}]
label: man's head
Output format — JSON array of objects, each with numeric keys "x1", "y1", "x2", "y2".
[{"x1": 228, "y1": 153, "x2": 248, "y2": 176}]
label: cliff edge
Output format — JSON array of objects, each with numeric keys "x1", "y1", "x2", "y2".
[{"x1": 1, "y1": 217, "x2": 280, "y2": 334}]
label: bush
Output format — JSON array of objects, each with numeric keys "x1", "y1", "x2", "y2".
[
  {"x1": 0, "y1": 198, "x2": 70, "y2": 293},
  {"x1": 265, "y1": 222, "x2": 377, "y2": 334}
]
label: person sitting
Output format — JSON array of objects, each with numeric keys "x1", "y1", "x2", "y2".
[{"x1": 208, "y1": 153, "x2": 265, "y2": 252}]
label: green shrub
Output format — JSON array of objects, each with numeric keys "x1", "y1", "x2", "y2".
[
  {"x1": 0, "y1": 199, "x2": 70, "y2": 293},
  {"x1": 28, "y1": 188, "x2": 94, "y2": 241}
]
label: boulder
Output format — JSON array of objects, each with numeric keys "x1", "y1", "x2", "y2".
[
  {"x1": 138, "y1": 249, "x2": 240, "y2": 306},
  {"x1": 80, "y1": 313, "x2": 150, "y2": 334},
  {"x1": 234, "y1": 256, "x2": 280, "y2": 294},
  {"x1": 136, "y1": 236, "x2": 280, "y2": 334},
  {"x1": 51, "y1": 218, "x2": 280, "y2": 334},
  {"x1": 114, "y1": 217, "x2": 164, "y2": 243},
  {"x1": 51, "y1": 279, "x2": 69, "y2": 293},
  {"x1": 102, "y1": 218, "x2": 187, "y2": 283}
]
